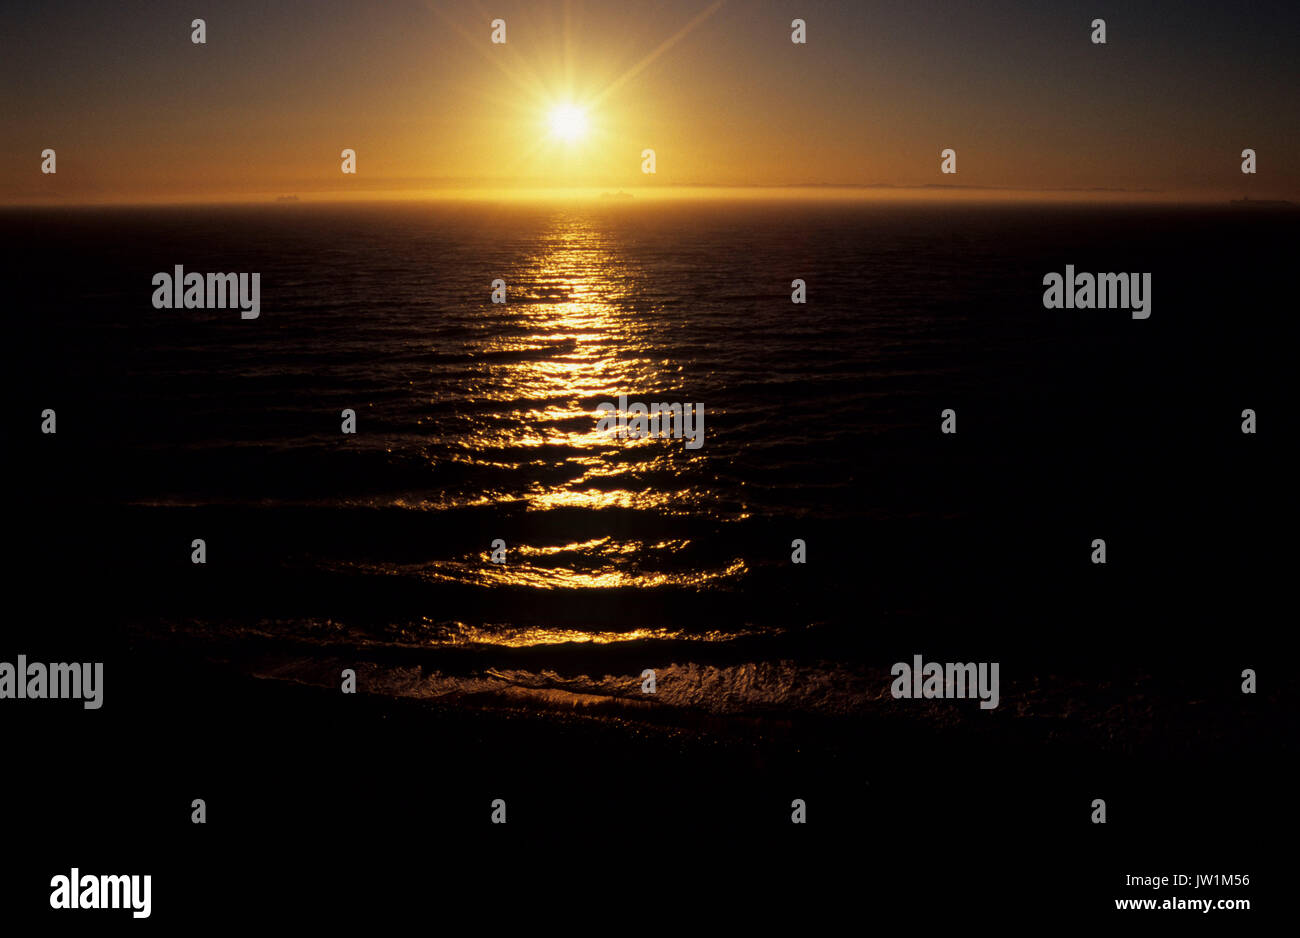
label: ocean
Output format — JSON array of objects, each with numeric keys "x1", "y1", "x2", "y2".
[
  {"x1": 7, "y1": 200, "x2": 1293, "y2": 717},
  {"x1": 4, "y1": 200, "x2": 1294, "y2": 916}
]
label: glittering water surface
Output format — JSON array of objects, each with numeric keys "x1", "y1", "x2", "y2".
[{"x1": 14, "y1": 201, "x2": 1289, "y2": 714}]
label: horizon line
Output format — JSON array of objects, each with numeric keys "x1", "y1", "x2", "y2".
[{"x1": 4, "y1": 183, "x2": 1292, "y2": 209}]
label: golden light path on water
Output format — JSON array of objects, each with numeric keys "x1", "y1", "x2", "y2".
[
  {"x1": 443, "y1": 623, "x2": 761, "y2": 648},
  {"x1": 341, "y1": 555, "x2": 749, "y2": 591},
  {"x1": 419, "y1": 212, "x2": 747, "y2": 600}
]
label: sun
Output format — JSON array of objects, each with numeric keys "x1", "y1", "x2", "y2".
[{"x1": 548, "y1": 105, "x2": 589, "y2": 142}]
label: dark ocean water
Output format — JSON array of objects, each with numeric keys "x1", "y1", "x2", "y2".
[{"x1": 6, "y1": 200, "x2": 1294, "y2": 719}]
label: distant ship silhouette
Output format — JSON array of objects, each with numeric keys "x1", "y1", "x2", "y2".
[{"x1": 1230, "y1": 195, "x2": 1294, "y2": 208}]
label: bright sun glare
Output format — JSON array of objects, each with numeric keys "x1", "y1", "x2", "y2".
[{"x1": 549, "y1": 105, "x2": 589, "y2": 142}]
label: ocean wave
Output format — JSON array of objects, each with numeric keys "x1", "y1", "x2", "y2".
[{"x1": 246, "y1": 656, "x2": 876, "y2": 718}]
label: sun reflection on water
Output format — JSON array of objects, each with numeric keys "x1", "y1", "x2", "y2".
[
  {"x1": 464, "y1": 213, "x2": 694, "y2": 510},
  {"x1": 404, "y1": 212, "x2": 736, "y2": 591}
]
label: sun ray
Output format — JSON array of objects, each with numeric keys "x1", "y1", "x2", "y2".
[
  {"x1": 418, "y1": 0, "x2": 729, "y2": 188},
  {"x1": 591, "y1": 0, "x2": 728, "y2": 108}
]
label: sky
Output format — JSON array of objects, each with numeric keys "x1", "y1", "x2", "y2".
[{"x1": 3, "y1": 0, "x2": 1298, "y2": 203}]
